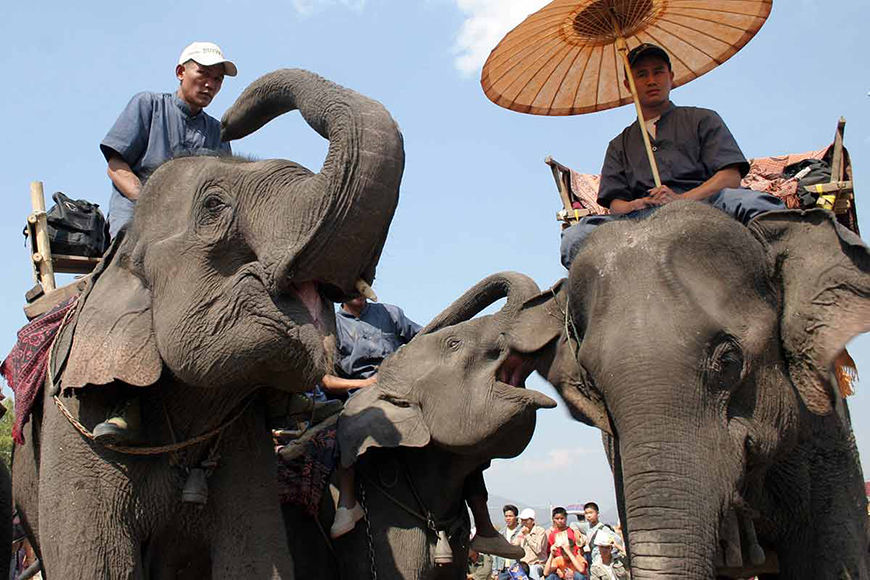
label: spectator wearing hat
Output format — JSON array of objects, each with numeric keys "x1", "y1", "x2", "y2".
[
  {"x1": 583, "y1": 502, "x2": 618, "y2": 566},
  {"x1": 101, "y1": 41, "x2": 237, "y2": 240},
  {"x1": 515, "y1": 508, "x2": 548, "y2": 579},
  {"x1": 93, "y1": 42, "x2": 237, "y2": 444},
  {"x1": 588, "y1": 531, "x2": 630, "y2": 580}
]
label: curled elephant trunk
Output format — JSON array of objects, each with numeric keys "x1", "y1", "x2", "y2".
[
  {"x1": 221, "y1": 69, "x2": 404, "y2": 300},
  {"x1": 419, "y1": 272, "x2": 540, "y2": 335}
]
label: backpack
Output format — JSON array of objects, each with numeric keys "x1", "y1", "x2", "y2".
[
  {"x1": 782, "y1": 159, "x2": 832, "y2": 208},
  {"x1": 45, "y1": 192, "x2": 110, "y2": 257}
]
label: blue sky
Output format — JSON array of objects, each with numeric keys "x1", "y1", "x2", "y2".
[{"x1": 1, "y1": 0, "x2": 867, "y2": 521}]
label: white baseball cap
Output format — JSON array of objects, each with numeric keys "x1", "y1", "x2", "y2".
[
  {"x1": 594, "y1": 531, "x2": 616, "y2": 547},
  {"x1": 519, "y1": 508, "x2": 536, "y2": 520},
  {"x1": 178, "y1": 42, "x2": 237, "y2": 77}
]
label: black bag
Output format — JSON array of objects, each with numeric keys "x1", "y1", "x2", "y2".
[
  {"x1": 45, "y1": 192, "x2": 110, "y2": 257},
  {"x1": 783, "y1": 159, "x2": 832, "y2": 208}
]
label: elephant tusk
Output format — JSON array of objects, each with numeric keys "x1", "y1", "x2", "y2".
[{"x1": 356, "y1": 279, "x2": 378, "y2": 302}]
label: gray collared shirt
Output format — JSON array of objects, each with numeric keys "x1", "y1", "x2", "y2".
[
  {"x1": 597, "y1": 102, "x2": 749, "y2": 208},
  {"x1": 100, "y1": 91, "x2": 231, "y2": 237},
  {"x1": 335, "y1": 303, "x2": 421, "y2": 380}
]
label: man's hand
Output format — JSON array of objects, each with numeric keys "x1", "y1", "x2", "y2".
[
  {"x1": 647, "y1": 185, "x2": 680, "y2": 206},
  {"x1": 609, "y1": 196, "x2": 654, "y2": 215}
]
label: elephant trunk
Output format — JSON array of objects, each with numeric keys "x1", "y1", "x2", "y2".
[
  {"x1": 221, "y1": 69, "x2": 404, "y2": 300},
  {"x1": 419, "y1": 272, "x2": 540, "y2": 335}
]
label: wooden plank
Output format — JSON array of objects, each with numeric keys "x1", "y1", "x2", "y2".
[
  {"x1": 52, "y1": 254, "x2": 101, "y2": 275},
  {"x1": 29, "y1": 182, "x2": 56, "y2": 293},
  {"x1": 546, "y1": 156, "x2": 576, "y2": 213},
  {"x1": 804, "y1": 181, "x2": 853, "y2": 195},
  {"x1": 23, "y1": 275, "x2": 90, "y2": 320},
  {"x1": 830, "y1": 117, "x2": 846, "y2": 183}
]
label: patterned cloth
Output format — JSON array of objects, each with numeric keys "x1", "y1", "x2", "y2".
[
  {"x1": 567, "y1": 146, "x2": 829, "y2": 215},
  {"x1": 276, "y1": 424, "x2": 338, "y2": 517},
  {"x1": 0, "y1": 297, "x2": 77, "y2": 444}
]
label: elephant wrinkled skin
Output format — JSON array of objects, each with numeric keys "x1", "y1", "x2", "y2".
[
  {"x1": 12, "y1": 69, "x2": 404, "y2": 579},
  {"x1": 509, "y1": 203, "x2": 870, "y2": 579},
  {"x1": 287, "y1": 273, "x2": 556, "y2": 579}
]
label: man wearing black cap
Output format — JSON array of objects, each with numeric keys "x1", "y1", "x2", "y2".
[{"x1": 559, "y1": 43, "x2": 784, "y2": 268}]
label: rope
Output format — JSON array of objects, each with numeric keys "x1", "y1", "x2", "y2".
[
  {"x1": 357, "y1": 468, "x2": 462, "y2": 531},
  {"x1": 53, "y1": 393, "x2": 255, "y2": 456}
]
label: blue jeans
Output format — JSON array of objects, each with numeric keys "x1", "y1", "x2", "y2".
[{"x1": 559, "y1": 188, "x2": 785, "y2": 269}]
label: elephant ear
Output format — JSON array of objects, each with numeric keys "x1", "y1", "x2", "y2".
[
  {"x1": 337, "y1": 385, "x2": 430, "y2": 468},
  {"x1": 63, "y1": 232, "x2": 163, "y2": 390},
  {"x1": 749, "y1": 209, "x2": 870, "y2": 415},
  {"x1": 508, "y1": 280, "x2": 613, "y2": 435}
]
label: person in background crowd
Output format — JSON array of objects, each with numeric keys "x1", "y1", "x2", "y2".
[
  {"x1": 583, "y1": 502, "x2": 619, "y2": 566},
  {"x1": 545, "y1": 507, "x2": 588, "y2": 580},
  {"x1": 469, "y1": 533, "x2": 494, "y2": 580},
  {"x1": 589, "y1": 532, "x2": 630, "y2": 580},
  {"x1": 493, "y1": 505, "x2": 524, "y2": 580},
  {"x1": 515, "y1": 508, "x2": 548, "y2": 579}
]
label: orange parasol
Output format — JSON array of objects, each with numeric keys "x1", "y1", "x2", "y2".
[{"x1": 481, "y1": 0, "x2": 772, "y2": 186}]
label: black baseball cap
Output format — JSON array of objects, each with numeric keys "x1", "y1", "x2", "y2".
[{"x1": 627, "y1": 43, "x2": 671, "y2": 68}]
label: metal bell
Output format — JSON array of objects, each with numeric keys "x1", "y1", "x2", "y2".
[
  {"x1": 182, "y1": 468, "x2": 208, "y2": 505},
  {"x1": 433, "y1": 530, "x2": 453, "y2": 565}
]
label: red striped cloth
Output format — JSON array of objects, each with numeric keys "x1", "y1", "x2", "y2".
[{"x1": 1, "y1": 297, "x2": 77, "y2": 444}]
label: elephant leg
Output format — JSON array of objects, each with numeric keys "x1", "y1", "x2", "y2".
[{"x1": 206, "y1": 422, "x2": 295, "y2": 579}]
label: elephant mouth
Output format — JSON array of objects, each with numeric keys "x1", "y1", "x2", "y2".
[{"x1": 495, "y1": 351, "x2": 557, "y2": 409}]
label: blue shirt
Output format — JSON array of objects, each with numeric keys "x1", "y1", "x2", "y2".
[
  {"x1": 335, "y1": 302, "x2": 421, "y2": 380},
  {"x1": 597, "y1": 102, "x2": 749, "y2": 208},
  {"x1": 100, "y1": 91, "x2": 231, "y2": 237}
]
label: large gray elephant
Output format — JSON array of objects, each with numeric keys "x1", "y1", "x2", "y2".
[
  {"x1": 376, "y1": 203, "x2": 870, "y2": 579},
  {"x1": 12, "y1": 69, "x2": 404, "y2": 579},
  {"x1": 285, "y1": 273, "x2": 556, "y2": 579},
  {"x1": 507, "y1": 203, "x2": 870, "y2": 579}
]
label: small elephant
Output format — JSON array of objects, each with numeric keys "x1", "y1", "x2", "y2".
[
  {"x1": 286, "y1": 273, "x2": 557, "y2": 579},
  {"x1": 12, "y1": 69, "x2": 405, "y2": 579},
  {"x1": 507, "y1": 203, "x2": 870, "y2": 579}
]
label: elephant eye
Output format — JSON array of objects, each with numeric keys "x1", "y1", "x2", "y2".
[
  {"x1": 203, "y1": 193, "x2": 228, "y2": 212},
  {"x1": 707, "y1": 338, "x2": 744, "y2": 390},
  {"x1": 447, "y1": 337, "x2": 462, "y2": 351}
]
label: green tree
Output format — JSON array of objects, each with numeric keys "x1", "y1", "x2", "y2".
[{"x1": 0, "y1": 398, "x2": 14, "y2": 469}]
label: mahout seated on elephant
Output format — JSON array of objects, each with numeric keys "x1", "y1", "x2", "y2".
[
  {"x1": 285, "y1": 273, "x2": 557, "y2": 580},
  {"x1": 11, "y1": 68, "x2": 405, "y2": 580},
  {"x1": 380, "y1": 203, "x2": 870, "y2": 579}
]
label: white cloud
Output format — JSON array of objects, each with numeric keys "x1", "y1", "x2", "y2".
[
  {"x1": 489, "y1": 447, "x2": 598, "y2": 474},
  {"x1": 291, "y1": 0, "x2": 367, "y2": 16},
  {"x1": 452, "y1": 0, "x2": 549, "y2": 77}
]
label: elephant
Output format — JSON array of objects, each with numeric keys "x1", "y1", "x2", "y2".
[
  {"x1": 11, "y1": 69, "x2": 405, "y2": 579},
  {"x1": 375, "y1": 203, "x2": 870, "y2": 579},
  {"x1": 506, "y1": 203, "x2": 870, "y2": 579},
  {"x1": 284, "y1": 273, "x2": 557, "y2": 579}
]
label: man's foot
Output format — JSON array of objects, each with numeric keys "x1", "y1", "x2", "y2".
[
  {"x1": 330, "y1": 503, "x2": 365, "y2": 538},
  {"x1": 94, "y1": 398, "x2": 142, "y2": 445},
  {"x1": 470, "y1": 534, "x2": 525, "y2": 559}
]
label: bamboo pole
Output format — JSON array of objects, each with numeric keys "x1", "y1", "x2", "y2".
[{"x1": 29, "y1": 181, "x2": 56, "y2": 293}]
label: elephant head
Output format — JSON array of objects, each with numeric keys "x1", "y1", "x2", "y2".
[
  {"x1": 509, "y1": 203, "x2": 870, "y2": 579},
  {"x1": 63, "y1": 69, "x2": 404, "y2": 392},
  {"x1": 338, "y1": 272, "x2": 557, "y2": 469}
]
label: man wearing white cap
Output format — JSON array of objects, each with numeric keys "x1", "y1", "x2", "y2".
[
  {"x1": 588, "y1": 531, "x2": 629, "y2": 580},
  {"x1": 515, "y1": 508, "x2": 548, "y2": 580},
  {"x1": 100, "y1": 41, "x2": 238, "y2": 239},
  {"x1": 93, "y1": 42, "x2": 237, "y2": 442}
]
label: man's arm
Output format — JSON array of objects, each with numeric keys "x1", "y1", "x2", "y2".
[
  {"x1": 647, "y1": 165, "x2": 742, "y2": 205},
  {"x1": 321, "y1": 373, "x2": 376, "y2": 394},
  {"x1": 106, "y1": 153, "x2": 143, "y2": 202},
  {"x1": 609, "y1": 197, "x2": 653, "y2": 215}
]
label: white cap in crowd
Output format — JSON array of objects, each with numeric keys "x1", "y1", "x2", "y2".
[
  {"x1": 178, "y1": 42, "x2": 238, "y2": 77},
  {"x1": 594, "y1": 531, "x2": 617, "y2": 547},
  {"x1": 519, "y1": 508, "x2": 536, "y2": 520}
]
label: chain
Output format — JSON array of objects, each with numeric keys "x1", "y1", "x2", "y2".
[{"x1": 359, "y1": 478, "x2": 378, "y2": 580}]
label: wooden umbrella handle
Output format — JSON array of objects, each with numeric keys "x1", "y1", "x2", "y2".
[{"x1": 616, "y1": 37, "x2": 662, "y2": 188}]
